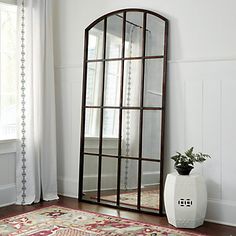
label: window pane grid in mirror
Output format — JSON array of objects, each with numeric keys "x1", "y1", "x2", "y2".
[
  {"x1": 141, "y1": 161, "x2": 160, "y2": 212},
  {"x1": 96, "y1": 17, "x2": 108, "y2": 202},
  {"x1": 100, "y1": 156, "x2": 118, "y2": 206},
  {"x1": 106, "y1": 14, "x2": 123, "y2": 59},
  {"x1": 104, "y1": 61, "x2": 121, "y2": 107},
  {"x1": 80, "y1": 9, "x2": 168, "y2": 215},
  {"x1": 84, "y1": 106, "x2": 163, "y2": 110},
  {"x1": 82, "y1": 155, "x2": 99, "y2": 202},
  {"x1": 144, "y1": 58, "x2": 164, "y2": 107},
  {"x1": 82, "y1": 152, "x2": 161, "y2": 163},
  {"x1": 142, "y1": 110, "x2": 162, "y2": 160},
  {"x1": 88, "y1": 21, "x2": 104, "y2": 60},
  {"x1": 121, "y1": 110, "x2": 140, "y2": 158},
  {"x1": 102, "y1": 109, "x2": 119, "y2": 156},
  {"x1": 116, "y1": 10, "x2": 127, "y2": 205},
  {"x1": 86, "y1": 55, "x2": 164, "y2": 63},
  {"x1": 120, "y1": 158, "x2": 139, "y2": 210},
  {"x1": 124, "y1": 12, "x2": 143, "y2": 58},
  {"x1": 84, "y1": 108, "x2": 101, "y2": 154},
  {"x1": 137, "y1": 11, "x2": 147, "y2": 210},
  {"x1": 145, "y1": 14, "x2": 165, "y2": 57},
  {"x1": 123, "y1": 60, "x2": 142, "y2": 107},
  {"x1": 86, "y1": 62, "x2": 103, "y2": 106}
]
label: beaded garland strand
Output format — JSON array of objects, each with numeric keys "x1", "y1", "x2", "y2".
[{"x1": 20, "y1": 0, "x2": 26, "y2": 204}]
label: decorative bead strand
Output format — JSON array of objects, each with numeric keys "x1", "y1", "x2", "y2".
[{"x1": 20, "y1": 0, "x2": 26, "y2": 205}]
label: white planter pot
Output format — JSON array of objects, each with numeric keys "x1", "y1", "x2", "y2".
[{"x1": 164, "y1": 173, "x2": 207, "y2": 228}]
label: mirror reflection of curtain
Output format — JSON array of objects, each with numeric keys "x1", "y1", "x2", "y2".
[{"x1": 121, "y1": 25, "x2": 142, "y2": 190}]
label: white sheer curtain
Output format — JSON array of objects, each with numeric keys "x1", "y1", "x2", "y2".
[{"x1": 16, "y1": 0, "x2": 58, "y2": 204}]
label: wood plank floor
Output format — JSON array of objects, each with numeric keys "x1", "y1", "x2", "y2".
[{"x1": 0, "y1": 196, "x2": 235, "y2": 236}]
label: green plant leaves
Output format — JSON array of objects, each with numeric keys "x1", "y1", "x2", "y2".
[
  {"x1": 171, "y1": 147, "x2": 211, "y2": 167},
  {"x1": 185, "y1": 147, "x2": 194, "y2": 157}
]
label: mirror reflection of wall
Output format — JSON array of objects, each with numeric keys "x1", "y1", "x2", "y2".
[{"x1": 80, "y1": 9, "x2": 168, "y2": 215}]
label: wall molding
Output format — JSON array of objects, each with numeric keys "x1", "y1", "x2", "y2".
[
  {"x1": 55, "y1": 63, "x2": 83, "y2": 69},
  {"x1": 0, "y1": 184, "x2": 16, "y2": 207},
  {"x1": 168, "y1": 56, "x2": 236, "y2": 64},
  {"x1": 0, "y1": 139, "x2": 18, "y2": 156},
  {"x1": 54, "y1": 56, "x2": 236, "y2": 70}
]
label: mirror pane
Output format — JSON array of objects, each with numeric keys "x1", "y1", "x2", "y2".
[
  {"x1": 121, "y1": 110, "x2": 140, "y2": 158},
  {"x1": 104, "y1": 61, "x2": 121, "y2": 107},
  {"x1": 100, "y1": 156, "x2": 118, "y2": 206},
  {"x1": 142, "y1": 110, "x2": 161, "y2": 160},
  {"x1": 141, "y1": 161, "x2": 160, "y2": 212},
  {"x1": 123, "y1": 60, "x2": 142, "y2": 107},
  {"x1": 145, "y1": 14, "x2": 165, "y2": 56},
  {"x1": 84, "y1": 108, "x2": 100, "y2": 154},
  {"x1": 82, "y1": 155, "x2": 98, "y2": 202},
  {"x1": 88, "y1": 21, "x2": 104, "y2": 60},
  {"x1": 102, "y1": 109, "x2": 119, "y2": 156},
  {"x1": 125, "y1": 12, "x2": 143, "y2": 58},
  {"x1": 86, "y1": 62, "x2": 103, "y2": 106},
  {"x1": 106, "y1": 14, "x2": 123, "y2": 59},
  {"x1": 144, "y1": 58, "x2": 164, "y2": 107},
  {"x1": 120, "y1": 158, "x2": 138, "y2": 209}
]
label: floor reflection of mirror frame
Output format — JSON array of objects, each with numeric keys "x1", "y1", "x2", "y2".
[{"x1": 79, "y1": 8, "x2": 168, "y2": 215}]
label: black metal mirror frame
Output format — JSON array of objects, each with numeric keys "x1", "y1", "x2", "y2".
[{"x1": 79, "y1": 8, "x2": 168, "y2": 215}]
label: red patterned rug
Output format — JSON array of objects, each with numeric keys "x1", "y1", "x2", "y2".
[{"x1": 0, "y1": 205, "x2": 204, "y2": 235}]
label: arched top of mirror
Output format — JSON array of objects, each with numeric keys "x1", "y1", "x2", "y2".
[
  {"x1": 86, "y1": 9, "x2": 168, "y2": 61},
  {"x1": 86, "y1": 9, "x2": 168, "y2": 31}
]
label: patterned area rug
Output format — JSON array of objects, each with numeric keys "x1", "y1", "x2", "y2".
[
  {"x1": 100, "y1": 189, "x2": 159, "y2": 210},
  {"x1": 0, "y1": 205, "x2": 204, "y2": 236}
]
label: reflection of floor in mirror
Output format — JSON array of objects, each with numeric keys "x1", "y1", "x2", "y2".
[{"x1": 86, "y1": 186, "x2": 159, "y2": 210}]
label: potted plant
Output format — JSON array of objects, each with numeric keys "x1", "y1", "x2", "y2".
[{"x1": 171, "y1": 147, "x2": 211, "y2": 175}]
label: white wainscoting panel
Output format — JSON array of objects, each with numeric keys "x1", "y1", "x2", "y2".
[
  {"x1": 55, "y1": 67, "x2": 82, "y2": 198},
  {"x1": 202, "y1": 80, "x2": 222, "y2": 199},
  {"x1": 0, "y1": 184, "x2": 16, "y2": 207},
  {"x1": 221, "y1": 80, "x2": 236, "y2": 202},
  {"x1": 0, "y1": 144, "x2": 17, "y2": 207}
]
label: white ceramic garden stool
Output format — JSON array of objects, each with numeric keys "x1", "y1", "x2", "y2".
[{"x1": 164, "y1": 173, "x2": 207, "y2": 228}]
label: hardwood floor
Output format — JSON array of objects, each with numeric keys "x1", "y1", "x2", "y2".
[{"x1": 0, "y1": 196, "x2": 235, "y2": 236}]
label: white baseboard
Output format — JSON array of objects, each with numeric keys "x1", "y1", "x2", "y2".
[
  {"x1": 205, "y1": 199, "x2": 236, "y2": 226},
  {"x1": 0, "y1": 184, "x2": 16, "y2": 207}
]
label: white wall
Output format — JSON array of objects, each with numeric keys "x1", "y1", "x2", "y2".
[
  {"x1": 53, "y1": 0, "x2": 236, "y2": 226},
  {"x1": 0, "y1": 141, "x2": 17, "y2": 207}
]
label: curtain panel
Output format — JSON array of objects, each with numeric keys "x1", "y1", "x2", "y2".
[{"x1": 16, "y1": 0, "x2": 58, "y2": 204}]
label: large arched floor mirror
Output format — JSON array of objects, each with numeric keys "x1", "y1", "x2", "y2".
[{"x1": 79, "y1": 8, "x2": 168, "y2": 215}]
